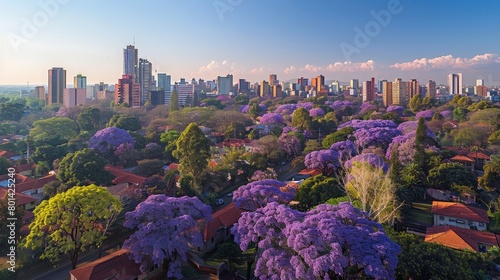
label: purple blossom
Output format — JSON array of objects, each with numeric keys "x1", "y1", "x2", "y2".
[
  {"x1": 353, "y1": 127, "x2": 402, "y2": 150},
  {"x1": 297, "y1": 102, "x2": 314, "y2": 110},
  {"x1": 304, "y1": 149, "x2": 341, "y2": 176},
  {"x1": 232, "y1": 179, "x2": 296, "y2": 211},
  {"x1": 440, "y1": 110, "x2": 453, "y2": 119},
  {"x1": 217, "y1": 95, "x2": 230, "y2": 101},
  {"x1": 250, "y1": 168, "x2": 278, "y2": 182},
  {"x1": 303, "y1": 130, "x2": 313, "y2": 139},
  {"x1": 281, "y1": 126, "x2": 298, "y2": 135},
  {"x1": 122, "y1": 195, "x2": 212, "y2": 278},
  {"x1": 345, "y1": 153, "x2": 389, "y2": 172},
  {"x1": 309, "y1": 107, "x2": 326, "y2": 117},
  {"x1": 90, "y1": 127, "x2": 135, "y2": 154},
  {"x1": 259, "y1": 104, "x2": 268, "y2": 112},
  {"x1": 339, "y1": 119, "x2": 397, "y2": 130},
  {"x1": 386, "y1": 105, "x2": 404, "y2": 116},
  {"x1": 114, "y1": 142, "x2": 134, "y2": 156},
  {"x1": 55, "y1": 106, "x2": 68, "y2": 117},
  {"x1": 415, "y1": 109, "x2": 434, "y2": 120},
  {"x1": 199, "y1": 102, "x2": 207, "y2": 107},
  {"x1": 232, "y1": 202, "x2": 401, "y2": 280},
  {"x1": 260, "y1": 113, "x2": 285, "y2": 125},
  {"x1": 358, "y1": 102, "x2": 377, "y2": 115},
  {"x1": 275, "y1": 104, "x2": 299, "y2": 115},
  {"x1": 278, "y1": 133, "x2": 302, "y2": 157},
  {"x1": 329, "y1": 100, "x2": 353, "y2": 111},
  {"x1": 330, "y1": 140, "x2": 358, "y2": 161},
  {"x1": 386, "y1": 131, "x2": 440, "y2": 165},
  {"x1": 238, "y1": 105, "x2": 250, "y2": 113},
  {"x1": 396, "y1": 121, "x2": 436, "y2": 139}
]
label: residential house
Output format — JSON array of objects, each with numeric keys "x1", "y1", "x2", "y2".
[
  {"x1": 69, "y1": 249, "x2": 162, "y2": 280},
  {"x1": 467, "y1": 151, "x2": 490, "y2": 170},
  {"x1": 105, "y1": 165, "x2": 147, "y2": 188},
  {"x1": 0, "y1": 188, "x2": 37, "y2": 211},
  {"x1": 201, "y1": 202, "x2": 243, "y2": 254},
  {"x1": 425, "y1": 225, "x2": 500, "y2": 253},
  {"x1": 12, "y1": 163, "x2": 36, "y2": 176},
  {"x1": 16, "y1": 174, "x2": 56, "y2": 202},
  {"x1": 432, "y1": 201, "x2": 489, "y2": 231},
  {"x1": 449, "y1": 155, "x2": 475, "y2": 170}
]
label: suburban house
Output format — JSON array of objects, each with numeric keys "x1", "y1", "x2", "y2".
[
  {"x1": 432, "y1": 201, "x2": 489, "y2": 231},
  {"x1": 201, "y1": 202, "x2": 244, "y2": 254},
  {"x1": 467, "y1": 151, "x2": 490, "y2": 170},
  {"x1": 449, "y1": 155, "x2": 475, "y2": 170},
  {"x1": 12, "y1": 163, "x2": 36, "y2": 176},
  {"x1": 425, "y1": 225, "x2": 500, "y2": 253},
  {"x1": 16, "y1": 174, "x2": 56, "y2": 202},
  {"x1": 0, "y1": 188, "x2": 37, "y2": 211},
  {"x1": 69, "y1": 249, "x2": 162, "y2": 280},
  {"x1": 105, "y1": 165, "x2": 147, "y2": 188}
]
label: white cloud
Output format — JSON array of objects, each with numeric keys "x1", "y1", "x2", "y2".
[
  {"x1": 325, "y1": 60, "x2": 376, "y2": 72},
  {"x1": 390, "y1": 53, "x2": 500, "y2": 71},
  {"x1": 196, "y1": 60, "x2": 243, "y2": 76},
  {"x1": 250, "y1": 67, "x2": 264, "y2": 74},
  {"x1": 284, "y1": 65, "x2": 296, "y2": 74}
]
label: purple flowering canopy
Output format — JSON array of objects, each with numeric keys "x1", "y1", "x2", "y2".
[
  {"x1": 415, "y1": 109, "x2": 434, "y2": 120},
  {"x1": 396, "y1": 121, "x2": 436, "y2": 139},
  {"x1": 232, "y1": 202, "x2": 401, "y2": 280},
  {"x1": 281, "y1": 126, "x2": 298, "y2": 135},
  {"x1": 238, "y1": 105, "x2": 250, "y2": 113},
  {"x1": 278, "y1": 133, "x2": 302, "y2": 158},
  {"x1": 309, "y1": 107, "x2": 326, "y2": 117},
  {"x1": 386, "y1": 132, "x2": 440, "y2": 165},
  {"x1": 344, "y1": 153, "x2": 389, "y2": 173},
  {"x1": 386, "y1": 105, "x2": 404, "y2": 116},
  {"x1": 250, "y1": 169, "x2": 278, "y2": 182},
  {"x1": 259, "y1": 104, "x2": 268, "y2": 112},
  {"x1": 330, "y1": 140, "x2": 358, "y2": 162},
  {"x1": 339, "y1": 119, "x2": 397, "y2": 130},
  {"x1": 297, "y1": 102, "x2": 314, "y2": 110},
  {"x1": 358, "y1": 102, "x2": 378, "y2": 116},
  {"x1": 232, "y1": 179, "x2": 296, "y2": 211},
  {"x1": 440, "y1": 110, "x2": 453, "y2": 119},
  {"x1": 122, "y1": 195, "x2": 212, "y2": 279},
  {"x1": 90, "y1": 127, "x2": 135, "y2": 155},
  {"x1": 114, "y1": 142, "x2": 134, "y2": 156},
  {"x1": 260, "y1": 113, "x2": 285, "y2": 125},
  {"x1": 353, "y1": 127, "x2": 402, "y2": 150},
  {"x1": 304, "y1": 149, "x2": 341, "y2": 176},
  {"x1": 328, "y1": 100, "x2": 353, "y2": 111}
]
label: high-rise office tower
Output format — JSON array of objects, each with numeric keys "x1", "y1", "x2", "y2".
[
  {"x1": 392, "y1": 78, "x2": 407, "y2": 107},
  {"x1": 48, "y1": 67, "x2": 66, "y2": 105},
  {"x1": 260, "y1": 81, "x2": 270, "y2": 97},
  {"x1": 115, "y1": 74, "x2": 141, "y2": 107},
  {"x1": 378, "y1": 80, "x2": 386, "y2": 93},
  {"x1": 74, "y1": 74, "x2": 86, "y2": 89},
  {"x1": 63, "y1": 88, "x2": 86, "y2": 108},
  {"x1": 34, "y1": 86, "x2": 45, "y2": 101},
  {"x1": 157, "y1": 73, "x2": 171, "y2": 91},
  {"x1": 331, "y1": 81, "x2": 340, "y2": 94},
  {"x1": 269, "y1": 74, "x2": 277, "y2": 86},
  {"x1": 316, "y1": 75, "x2": 325, "y2": 91},
  {"x1": 272, "y1": 84, "x2": 282, "y2": 98},
  {"x1": 447, "y1": 73, "x2": 463, "y2": 95},
  {"x1": 382, "y1": 81, "x2": 393, "y2": 106},
  {"x1": 138, "y1": 58, "x2": 152, "y2": 105},
  {"x1": 476, "y1": 79, "x2": 485, "y2": 86},
  {"x1": 350, "y1": 79, "x2": 359, "y2": 90},
  {"x1": 123, "y1": 45, "x2": 138, "y2": 81},
  {"x1": 297, "y1": 77, "x2": 308, "y2": 90},
  {"x1": 311, "y1": 77, "x2": 318, "y2": 90},
  {"x1": 217, "y1": 74, "x2": 233, "y2": 95},
  {"x1": 427, "y1": 80, "x2": 436, "y2": 98},
  {"x1": 362, "y1": 80, "x2": 374, "y2": 102},
  {"x1": 238, "y1": 79, "x2": 249, "y2": 93},
  {"x1": 407, "y1": 79, "x2": 420, "y2": 100}
]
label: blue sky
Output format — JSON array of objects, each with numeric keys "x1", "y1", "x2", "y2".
[{"x1": 1, "y1": 0, "x2": 500, "y2": 86}]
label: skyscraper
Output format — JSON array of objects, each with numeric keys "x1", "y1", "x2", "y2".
[
  {"x1": 350, "y1": 79, "x2": 359, "y2": 90},
  {"x1": 447, "y1": 73, "x2": 463, "y2": 95},
  {"x1": 217, "y1": 74, "x2": 233, "y2": 95},
  {"x1": 260, "y1": 81, "x2": 270, "y2": 97},
  {"x1": 476, "y1": 79, "x2": 485, "y2": 86},
  {"x1": 238, "y1": 79, "x2": 249, "y2": 93},
  {"x1": 269, "y1": 74, "x2": 277, "y2": 86},
  {"x1": 115, "y1": 74, "x2": 140, "y2": 107},
  {"x1": 407, "y1": 79, "x2": 420, "y2": 100},
  {"x1": 331, "y1": 81, "x2": 340, "y2": 94},
  {"x1": 427, "y1": 80, "x2": 436, "y2": 98},
  {"x1": 382, "y1": 81, "x2": 393, "y2": 106},
  {"x1": 392, "y1": 78, "x2": 407, "y2": 107},
  {"x1": 362, "y1": 80, "x2": 374, "y2": 102},
  {"x1": 316, "y1": 75, "x2": 325, "y2": 91},
  {"x1": 48, "y1": 67, "x2": 66, "y2": 105},
  {"x1": 63, "y1": 88, "x2": 86, "y2": 108},
  {"x1": 139, "y1": 58, "x2": 152, "y2": 105},
  {"x1": 74, "y1": 74, "x2": 86, "y2": 89},
  {"x1": 123, "y1": 45, "x2": 138, "y2": 81}
]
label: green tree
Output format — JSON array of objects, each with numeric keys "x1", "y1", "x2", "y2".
[
  {"x1": 321, "y1": 126, "x2": 354, "y2": 148},
  {"x1": 248, "y1": 103, "x2": 262, "y2": 118},
  {"x1": 414, "y1": 117, "x2": 427, "y2": 172},
  {"x1": 35, "y1": 161, "x2": 50, "y2": 177},
  {"x1": 24, "y1": 185, "x2": 122, "y2": 269},
  {"x1": 291, "y1": 107, "x2": 312, "y2": 132},
  {"x1": 107, "y1": 114, "x2": 142, "y2": 131},
  {"x1": 0, "y1": 100, "x2": 25, "y2": 121},
  {"x1": 135, "y1": 159, "x2": 163, "y2": 177},
  {"x1": 225, "y1": 122, "x2": 246, "y2": 139},
  {"x1": 160, "y1": 129, "x2": 180, "y2": 159},
  {"x1": 172, "y1": 123, "x2": 210, "y2": 194},
  {"x1": 295, "y1": 175, "x2": 345, "y2": 211},
  {"x1": 479, "y1": 155, "x2": 500, "y2": 191},
  {"x1": 57, "y1": 148, "x2": 114, "y2": 187},
  {"x1": 453, "y1": 107, "x2": 469, "y2": 122},
  {"x1": 234, "y1": 94, "x2": 250, "y2": 105},
  {"x1": 77, "y1": 107, "x2": 101, "y2": 132},
  {"x1": 170, "y1": 90, "x2": 179, "y2": 111},
  {"x1": 0, "y1": 192, "x2": 23, "y2": 253},
  {"x1": 0, "y1": 157, "x2": 11, "y2": 175},
  {"x1": 427, "y1": 163, "x2": 477, "y2": 190},
  {"x1": 409, "y1": 95, "x2": 422, "y2": 113},
  {"x1": 30, "y1": 117, "x2": 78, "y2": 142}
]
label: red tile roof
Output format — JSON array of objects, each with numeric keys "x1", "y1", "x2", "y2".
[
  {"x1": 0, "y1": 188, "x2": 37, "y2": 206},
  {"x1": 69, "y1": 249, "x2": 142, "y2": 280},
  {"x1": 467, "y1": 152, "x2": 490, "y2": 160},
  {"x1": 425, "y1": 225, "x2": 499, "y2": 252},
  {"x1": 167, "y1": 163, "x2": 179, "y2": 171},
  {"x1": 297, "y1": 168, "x2": 322, "y2": 176},
  {"x1": 450, "y1": 155, "x2": 475, "y2": 163},
  {"x1": 12, "y1": 163, "x2": 36, "y2": 173},
  {"x1": 203, "y1": 203, "x2": 243, "y2": 242},
  {"x1": 16, "y1": 174, "x2": 56, "y2": 193},
  {"x1": 431, "y1": 201, "x2": 489, "y2": 224},
  {"x1": 0, "y1": 150, "x2": 16, "y2": 158},
  {"x1": 105, "y1": 165, "x2": 147, "y2": 185}
]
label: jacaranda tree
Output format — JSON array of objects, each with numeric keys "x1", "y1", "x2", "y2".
[
  {"x1": 122, "y1": 195, "x2": 212, "y2": 279},
  {"x1": 89, "y1": 127, "x2": 135, "y2": 162},
  {"x1": 232, "y1": 179, "x2": 296, "y2": 211},
  {"x1": 304, "y1": 149, "x2": 341, "y2": 176},
  {"x1": 232, "y1": 202, "x2": 401, "y2": 279}
]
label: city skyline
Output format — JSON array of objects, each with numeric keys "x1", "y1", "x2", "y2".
[{"x1": 2, "y1": 0, "x2": 500, "y2": 86}]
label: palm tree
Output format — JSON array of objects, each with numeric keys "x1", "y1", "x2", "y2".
[{"x1": 480, "y1": 155, "x2": 500, "y2": 190}]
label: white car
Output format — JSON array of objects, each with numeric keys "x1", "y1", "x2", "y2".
[{"x1": 215, "y1": 198, "x2": 224, "y2": 206}]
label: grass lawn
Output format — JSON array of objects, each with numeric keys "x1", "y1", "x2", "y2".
[{"x1": 405, "y1": 203, "x2": 433, "y2": 225}]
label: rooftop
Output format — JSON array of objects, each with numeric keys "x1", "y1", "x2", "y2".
[{"x1": 431, "y1": 201, "x2": 489, "y2": 224}]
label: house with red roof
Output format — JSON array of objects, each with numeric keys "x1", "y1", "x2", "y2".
[
  {"x1": 449, "y1": 155, "x2": 475, "y2": 170},
  {"x1": 425, "y1": 225, "x2": 499, "y2": 253},
  {"x1": 467, "y1": 151, "x2": 491, "y2": 170},
  {"x1": 69, "y1": 249, "x2": 161, "y2": 280},
  {"x1": 12, "y1": 163, "x2": 36, "y2": 176},
  {"x1": 105, "y1": 165, "x2": 147, "y2": 187},
  {"x1": 432, "y1": 201, "x2": 489, "y2": 231},
  {"x1": 16, "y1": 174, "x2": 56, "y2": 202},
  {"x1": 201, "y1": 202, "x2": 244, "y2": 254},
  {"x1": 0, "y1": 188, "x2": 37, "y2": 211}
]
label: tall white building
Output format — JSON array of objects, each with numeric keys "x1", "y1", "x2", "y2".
[
  {"x1": 74, "y1": 74, "x2": 86, "y2": 89},
  {"x1": 476, "y1": 79, "x2": 485, "y2": 86},
  {"x1": 217, "y1": 74, "x2": 233, "y2": 95},
  {"x1": 139, "y1": 58, "x2": 152, "y2": 105},
  {"x1": 448, "y1": 73, "x2": 463, "y2": 95},
  {"x1": 331, "y1": 81, "x2": 340, "y2": 94},
  {"x1": 174, "y1": 84, "x2": 195, "y2": 107}
]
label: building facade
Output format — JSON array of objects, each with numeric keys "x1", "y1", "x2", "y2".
[{"x1": 48, "y1": 67, "x2": 66, "y2": 105}]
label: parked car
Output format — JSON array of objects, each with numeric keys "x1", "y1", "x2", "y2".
[
  {"x1": 226, "y1": 192, "x2": 233, "y2": 197},
  {"x1": 215, "y1": 198, "x2": 224, "y2": 206}
]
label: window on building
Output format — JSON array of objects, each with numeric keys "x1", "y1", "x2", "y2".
[{"x1": 439, "y1": 215, "x2": 444, "y2": 221}]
